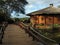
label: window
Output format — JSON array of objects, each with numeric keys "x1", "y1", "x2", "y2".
[
  {"x1": 41, "y1": 17, "x2": 44, "y2": 20},
  {"x1": 49, "y1": 18, "x2": 52, "y2": 21},
  {"x1": 58, "y1": 18, "x2": 60, "y2": 21},
  {"x1": 48, "y1": 17, "x2": 52, "y2": 22}
]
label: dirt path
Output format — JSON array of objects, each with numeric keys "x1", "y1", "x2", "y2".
[{"x1": 2, "y1": 24, "x2": 38, "y2": 45}]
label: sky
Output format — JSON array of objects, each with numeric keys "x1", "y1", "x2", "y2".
[{"x1": 11, "y1": 0, "x2": 60, "y2": 18}]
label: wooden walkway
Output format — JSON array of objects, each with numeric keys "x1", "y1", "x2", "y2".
[{"x1": 2, "y1": 24, "x2": 38, "y2": 45}]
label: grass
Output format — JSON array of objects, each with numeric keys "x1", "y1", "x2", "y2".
[{"x1": 37, "y1": 27, "x2": 60, "y2": 43}]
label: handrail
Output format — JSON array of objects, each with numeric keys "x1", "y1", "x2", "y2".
[
  {"x1": 30, "y1": 27, "x2": 56, "y2": 43},
  {"x1": 0, "y1": 23, "x2": 8, "y2": 44},
  {"x1": 19, "y1": 23, "x2": 47, "y2": 45},
  {"x1": 26, "y1": 28, "x2": 48, "y2": 45},
  {"x1": 19, "y1": 22, "x2": 58, "y2": 45},
  {"x1": 0, "y1": 26, "x2": 3, "y2": 44}
]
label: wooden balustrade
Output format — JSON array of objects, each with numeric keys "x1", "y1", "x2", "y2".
[
  {"x1": 18, "y1": 22, "x2": 59, "y2": 45},
  {"x1": 0, "y1": 23, "x2": 8, "y2": 44}
]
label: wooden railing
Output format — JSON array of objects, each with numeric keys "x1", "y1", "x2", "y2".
[
  {"x1": 30, "y1": 27, "x2": 56, "y2": 44},
  {"x1": 18, "y1": 22, "x2": 59, "y2": 45},
  {"x1": 0, "y1": 23, "x2": 8, "y2": 44}
]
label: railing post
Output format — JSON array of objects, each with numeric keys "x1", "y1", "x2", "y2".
[
  {"x1": 52, "y1": 15, "x2": 54, "y2": 33},
  {"x1": 45, "y1": 16, "x2": 46, "y2": 29},
  {"x1": 0, "y1": 39, "x2": 2, "y2": 44},
  {"x1": 0, "y1": 26, "x2": 2, "y2": 44}
]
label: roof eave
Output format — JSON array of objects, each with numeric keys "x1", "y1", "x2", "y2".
[{"x1": 27, "y1": 13, "x2": 60, "y2": 16}]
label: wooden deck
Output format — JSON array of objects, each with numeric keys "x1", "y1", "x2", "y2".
[{"x1": 2, "y1": 24, "x2": 38, "y2": 45}]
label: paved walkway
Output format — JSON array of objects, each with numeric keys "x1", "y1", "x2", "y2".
[{"x1": 2, "y1": 24, "x2": 38, "y2": 45}]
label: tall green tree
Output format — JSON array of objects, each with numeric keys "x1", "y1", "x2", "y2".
[
  {"x1": 0, "y1": 0, "x2": 28, "y2": 22},
  {"x1": 0, "y1": 0, "x2": 28, "y2": 14}
]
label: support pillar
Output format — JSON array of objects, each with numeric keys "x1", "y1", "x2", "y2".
[{"x1": 45, "y1": 16, "x2": 46, "y2": 29}]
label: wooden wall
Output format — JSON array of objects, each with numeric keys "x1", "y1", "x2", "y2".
[{"x1": 30, "y1": 15, "x2": 60, "y2": 28}]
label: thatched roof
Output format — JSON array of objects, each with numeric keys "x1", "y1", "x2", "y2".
[{"x1": 27, "y1": 4, "x2": 60, "y2": 16}]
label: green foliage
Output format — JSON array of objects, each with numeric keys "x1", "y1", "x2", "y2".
[
  {"x1": 7, "y1": 18, "x2": 15, "y2": 24},
  {"x1": 15, "y1": 18, "x2": 20, "y2": 22},
  {"x1": 0, "y1": 8, "x2": 9, "y2": 22},
  {"x1": 36, "y1": 24, "x2": 44, "y2": 26},
  {"x1": 53, "y1": 24, "x2": 60, "y2": 27},
  {"x1": 19, "y1": 17, "x2": 29, "y2": 22},
  {"x1": 0, "y1": 0, "x2": 28, "y2": 14},
  {"x1": 0, "y1": 0, "x2": 28, "y2": 22},
  {"x1": 37, "y1": 25, "x2": 60, "y2": 43}
]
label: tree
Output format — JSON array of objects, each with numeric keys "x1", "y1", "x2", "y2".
[
  {"x1": 0, "y1": 0, "x2": 28, "y2": 22},
  {"x1": 0, "y1": 0, "x2": 28, "y2": 16},
  {"x1": 0, "y1": 8, "x2": 9, "y2": 22}
]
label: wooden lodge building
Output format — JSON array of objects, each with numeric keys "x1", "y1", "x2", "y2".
[{"x1": 27, "y1": 4, "x2": 60, "y2": 28}]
